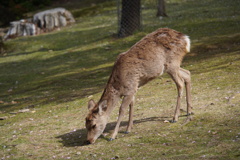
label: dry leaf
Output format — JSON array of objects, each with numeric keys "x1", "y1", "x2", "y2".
[
  {"x1": 18, "y1": 109, "x2": 30, "y2": 113},
  {"x1": 11, "y1": 101, "x2": 18, "y2": 104},
  {"x1": 212, "y1": 131, "x2": 218, "y2": 135}
]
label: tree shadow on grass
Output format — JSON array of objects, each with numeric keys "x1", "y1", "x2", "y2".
[
  {"x1": 56, "y1": 116, "x2": 170, "y2": 147},
  {"x1": 0, "y1": 65, "x2": 113, "y2": 112},
  {"x1": 0, "y1": 25, "x2": 139, "y2": 112}
]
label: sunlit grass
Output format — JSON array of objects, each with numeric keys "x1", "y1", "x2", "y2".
[{"x1": 0, "y1": 0, "x2": 240, "y2": 159}]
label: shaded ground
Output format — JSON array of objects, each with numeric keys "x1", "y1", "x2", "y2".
[{"x1": 0, "y1": 0, "x2": 240, "y2": 159}]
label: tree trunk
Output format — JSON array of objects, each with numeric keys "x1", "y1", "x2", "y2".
[
  {"x1": 0, "y1": 36, "x2": 4, "y2": 54},
  {"x1": 118, "y1": 0, "x2": 141, "y2": 38},
  {"x1": 156, "y1": 0, "x2": 168, "y2": 17}
]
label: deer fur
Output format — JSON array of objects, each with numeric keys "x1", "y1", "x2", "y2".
[{"x1": 85, "y1": 28, "x2": 192, "y2": 144}]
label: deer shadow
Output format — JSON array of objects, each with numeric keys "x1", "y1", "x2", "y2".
[{"x1": 56, "y1": 116, "x2": 170, "y2": 147}]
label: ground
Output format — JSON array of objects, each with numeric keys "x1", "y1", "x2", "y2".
[{"x1": 0, "y1": 0, "x2": 240, "y2": 159}]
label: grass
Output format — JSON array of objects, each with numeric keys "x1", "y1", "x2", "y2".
[{"x1": 1, "y1": 0, "x2": 240, "y2": 159}]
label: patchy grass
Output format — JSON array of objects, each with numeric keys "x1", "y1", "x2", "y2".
[{"x1": 1, "y1": 0, "x2": 240, "y2": 159}]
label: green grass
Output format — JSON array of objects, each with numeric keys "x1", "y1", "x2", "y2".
[{"x1": 1, "y1": 0, "x2": 240, "y2": 159}]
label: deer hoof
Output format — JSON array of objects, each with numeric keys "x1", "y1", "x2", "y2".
[
  {"x1": 170, "y1": 120, "x2": 177, "y2": 123},
  {"x1": 187, "y1": 112, "x2": 194, "y2": 116},
  {"x1": 108, "y1": 138, "x2": 114, "y2": 141}
]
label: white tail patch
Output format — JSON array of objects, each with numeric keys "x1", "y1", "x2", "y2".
[{"x1": 184, "y1": 36, "x2": 191, "y2": 52}]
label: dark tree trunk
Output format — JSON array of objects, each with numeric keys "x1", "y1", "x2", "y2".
[
  {"x1": 0, "y1": 36, "x2": 3, "y2": 54},
  {"x1": 118, "y1": 0, "x2": 141, "y2": 38},
  {"x1": 156, "y1": 0, "x2": 168, "y2": 17}
]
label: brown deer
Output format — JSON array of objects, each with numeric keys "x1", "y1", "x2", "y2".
[{"x1": 85, "y1": 28, "x2": 192, "y2": 144}]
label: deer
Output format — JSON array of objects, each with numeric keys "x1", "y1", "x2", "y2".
[{"x1": 85, "y1": 28, "x2": 193, "y2": 144}]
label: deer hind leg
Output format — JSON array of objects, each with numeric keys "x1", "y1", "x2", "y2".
[
  {"x1": 179, "y1": 68, "x2": 193, "y2": 116},
  {"x1": 126, "y1": 96, "x2": 135, "y2": 134},
  {"x1": 109, "y1": 95, "x2": 135, "y2": 141},
  {"x1": 168, "y1": 69, "x2": 185, "y2": 123}
]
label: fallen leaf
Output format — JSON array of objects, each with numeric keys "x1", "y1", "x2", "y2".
[
  {"x1": 164, "y1": 120, "x2": 170, "y2": 123},
  {"x1": 76, "y1": 152, "x2": 81, "y2": 155},
  {"x1": 88, "y1": 95, "x2": 93, "y2": 99},
  {"x1": 11, "y1": 101, "x2": 18, "y2": 104},
  {"x1": 212, "y1": 131, "x2": 218, "y2": 135}
]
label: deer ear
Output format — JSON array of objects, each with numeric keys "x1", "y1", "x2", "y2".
[
  {"x1": 88, "y1": 99, "x2": 96, "y2": 110},
  {"x1": 98, "y1": 100, "x2": 107, "y2": 114}
]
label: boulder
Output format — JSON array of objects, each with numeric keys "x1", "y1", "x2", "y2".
[
  {"x1": 4, "y1": 19, "x2": 39, "y2": 40},
  {"x1": 33, "y1": 7, "x2": 75, "y2": 31},
  {"x1": 3, "y1": 8, "x2": 75, "y2": 40}
]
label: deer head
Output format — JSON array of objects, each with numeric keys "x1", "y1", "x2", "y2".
[{"x1": 85, "y1": 99, "x2": 108, "y2": 144}]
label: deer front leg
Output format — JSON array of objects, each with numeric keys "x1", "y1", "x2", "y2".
[
  {"x1": 126, "y1": 96, "x2": 135, "y2": 134},
  {"x1": 109, "y1": 95, "x2": 134, "y2": 141},
  {"x1": 173, "y1": 88, "x2": 183, "y2": 122}
]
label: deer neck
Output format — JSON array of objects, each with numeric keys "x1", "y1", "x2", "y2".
[{"x1": 99, "y1": 84, "x2": 120, "y2": 116}]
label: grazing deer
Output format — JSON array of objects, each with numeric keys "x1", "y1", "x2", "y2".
[{"x1": 85, "y1": 28, "x2": 192, "y2": 144}]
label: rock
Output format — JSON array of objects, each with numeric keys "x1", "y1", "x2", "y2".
[
  {"x1": 33, "y1": 8, "x2": 75, "y2": 32},
  {"x1": 4, "y1": 8, "x2": 75, "y2": 40},
  {"x1": 4, "y1": 19, "x2": 40, "y2": 40}
]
